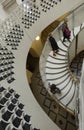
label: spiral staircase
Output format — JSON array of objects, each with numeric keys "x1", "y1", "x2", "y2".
[{"x1": 45, "y1": 24, "x2": 83, "y2": 113}]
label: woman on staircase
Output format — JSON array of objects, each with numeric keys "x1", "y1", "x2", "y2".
[
  {"x1": 48, "y1": 33, "x2": 59, "y2": 56},
  {"x1": 62, "y1": 18, "x2": 71, "y2": 42}
]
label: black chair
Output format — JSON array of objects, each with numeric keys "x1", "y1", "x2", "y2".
[
  {"x1": 11, "y1": 98, "x2": 18, "y2": 105},
  {"x1": 24, "y1": 114, "x2": 31, "y2": 123},
  {"x1": 14, "y1": 93, "x2": 20, "y2": 99},
  {"x1": 0, "y1": 87, "x2": 5, "y2": 93},
  {"x1": 2, "y1": 110, "x2": 12, "y2": 121},
  {"x1": 15, "y1": 109, "x2": 23, "y2": 117},
  {"x1": 9, "y1": 88, "x2": 15, "y2": 94},
  {"x1": 18, "y1": 103, "x2": 24, "y2": 110},
  {"x1": 12, "y1": 116, "x2": 22, "y2": 128},
  {"x1": 7, "y1": 77, "x2": 15, "y2": 84},
  {"x1": 8, "y1": 103, "x2": 16, "y2": 112},
  {"x1": 3, "y1": 74, "x2": 8, "y2": 79},
  {"x1": 0, "y1": 120, "x2": 9, "y2": 130},
  {"x1": 5, "y1": 92, "x2": 11, "y2": 99},
  {"x1": 0, "y1": 97, "x2": 8, "y2": 105},
  {"x1": 22, "y1": 123, "x2": 31, "y2": 130}
]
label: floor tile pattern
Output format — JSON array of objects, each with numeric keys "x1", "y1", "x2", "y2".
[{"x1": 31, "y1": 61, "x2": 76, "y2": 130}]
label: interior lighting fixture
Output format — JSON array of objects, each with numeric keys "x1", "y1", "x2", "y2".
[{"x1": 35, "y1": 36, "x2": 40, "y2": 40}]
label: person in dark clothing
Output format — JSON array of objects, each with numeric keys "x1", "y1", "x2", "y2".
[
  {"x1": 48, "y1": 33, "x2": 59, "y2": 56},
  {"x1": 62, "y1": 18, "x2": 71, "y2": 42},
  {"x1": 49, "y1": 84, "x2": 61, "y2": 94}
]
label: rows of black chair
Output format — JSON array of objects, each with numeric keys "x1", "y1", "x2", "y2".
[
  {"x1": 22, "y1": 4, "x2": 41, "y2": 29},
  {"x1": 21, "y1": 0, "x2": 62, "y2": 29},
  {"x1": 0, "y1": 46, "x2": 15, "y2": 83},
  {"x1": 40, "y1": 0, "x2": 61, "y2": 12},
  {"x1": 5, "y1": 24, "x2": 24, "y2": 50},
  {"x1": 0, "y1": 86, "x2": 40, "y2": 130}
]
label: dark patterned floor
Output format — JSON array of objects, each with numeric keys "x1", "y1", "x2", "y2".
[
  {"x1": 30, "y1": 64, "x2": 76, "y2": 130},
  {"x1": 70, "y1": 50, "x2": 84, "y2": 78},
  {"x1": 30, "y1": 50, "x2": 84, "y2": 130}
]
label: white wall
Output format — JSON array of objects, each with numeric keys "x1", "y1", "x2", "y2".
[{"x1": 0, "y1": 3, "x2": 7, "y2": 21}]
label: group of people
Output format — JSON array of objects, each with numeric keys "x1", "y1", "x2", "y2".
[
  {"x1": 48, "y1": 18, "x2": 71, "y2": 94},
  {"x1": 48, "y1": 18, "x2": 71, "y2": 56}
]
